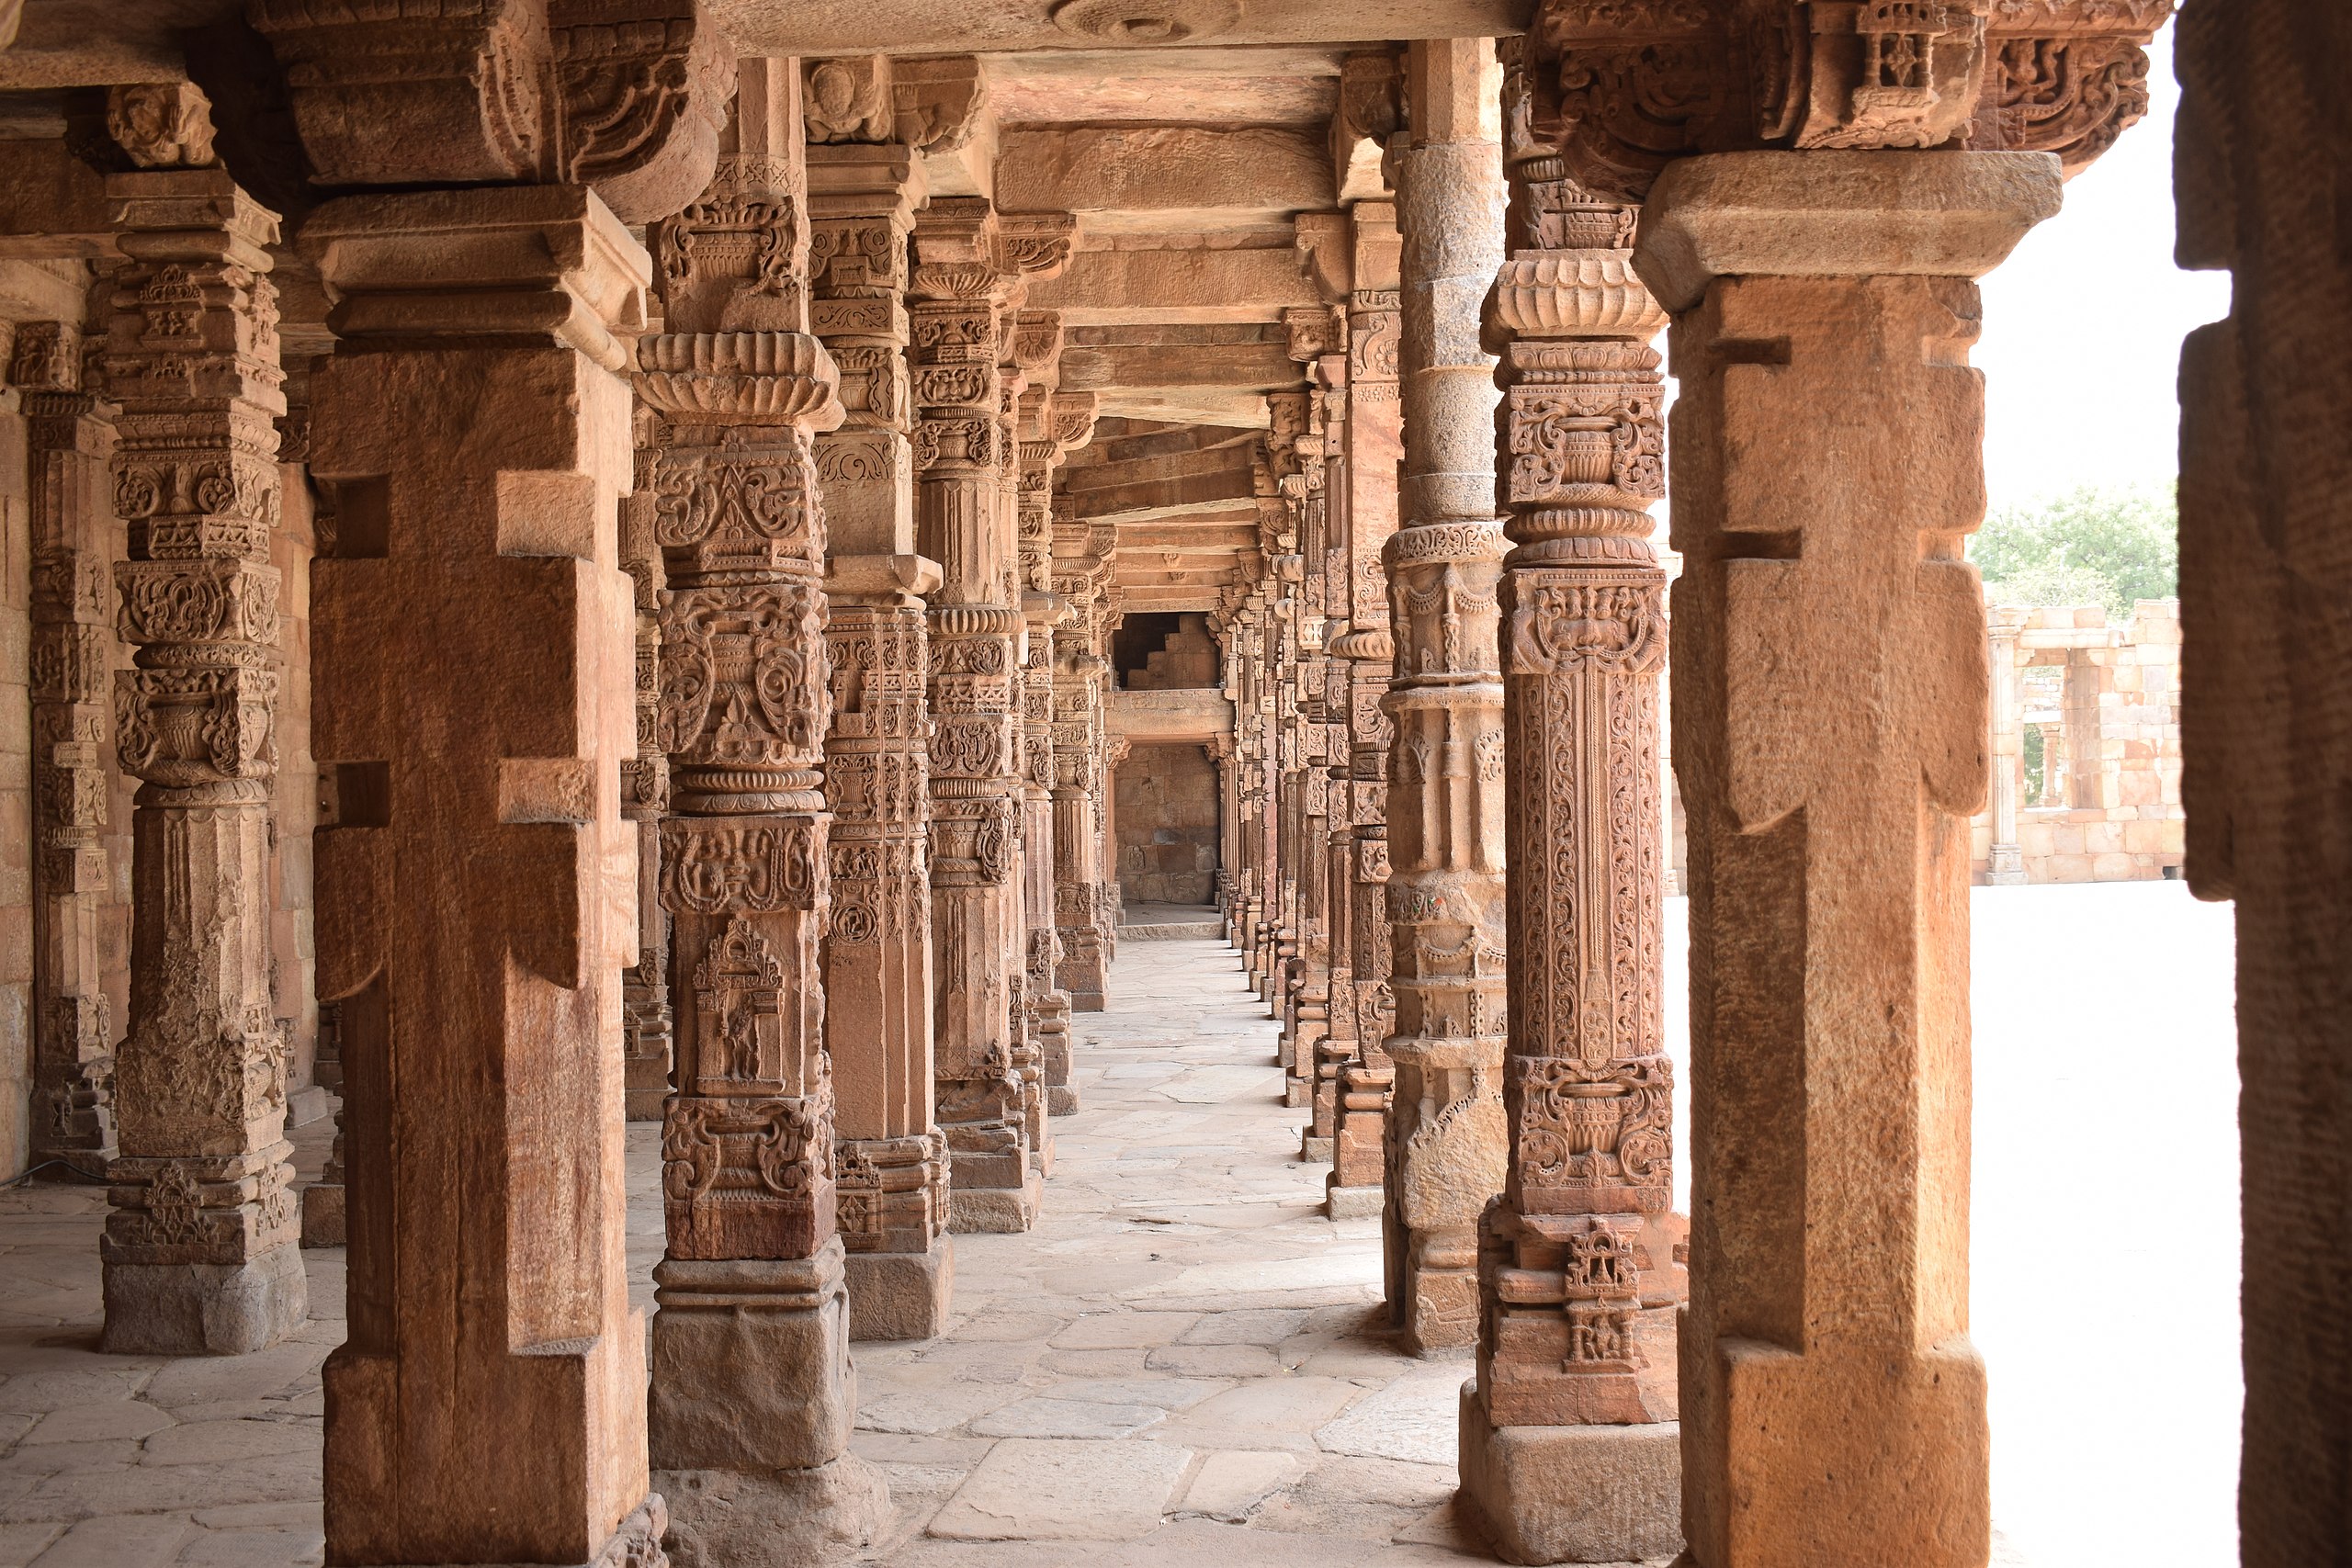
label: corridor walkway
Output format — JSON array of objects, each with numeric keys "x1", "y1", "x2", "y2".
[{"x1": 847, "y1": 937, "x2": 1480, "y2": 1565}]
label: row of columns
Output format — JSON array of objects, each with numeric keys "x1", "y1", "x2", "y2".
[{"x1": 19, "y1": 1, "x2": 2176, "y2": 1561}]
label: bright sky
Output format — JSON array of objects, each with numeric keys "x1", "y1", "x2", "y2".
[{"x1": 1975, "y1": 20, "x2": 2233, "y2": 510}]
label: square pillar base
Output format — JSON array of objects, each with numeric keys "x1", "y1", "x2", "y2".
[
  {"x1": 845, "y1": 1238, "x2": 955, "y2": 1341},
  {"x1": 100, "y1": 1245, "x2": 309, "y2": 1356},
  {"x1": 1301, "y1": 1134, "x2": 1334, "y2": 1163},
  {"x1": 1047, "y1": 1085, "x2": 1080, "y2": 1116},
  {"x1": 300, "y1": 1181, "x2": 345, "y2": 1248},
  {"x1": 658, "y1": 1456, "x2": 888, "y2": 1568},
  {"x1": 650, "y1": 1246, "x2": 855, "y2": 1474},
  {"x1": 949, "y1": 1167, "x2": 1042, "y2": 1234},
  {"x1": 1457, "y1": 1382, "x2": 1682, "y2": 1565},
  {"x1": 1325, "y1": 1179, "x2": 1383, "y2": 1220}
]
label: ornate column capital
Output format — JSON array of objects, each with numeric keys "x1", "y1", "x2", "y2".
[{"x1": 1522, "y1": 0, "x2": 2171, "y2": 202}]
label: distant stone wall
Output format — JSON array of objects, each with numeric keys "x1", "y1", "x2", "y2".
[
  {"x1": 1114, "y1": 741, "x2": 1220, "y2": 906},
  {"x1": 1974, "y1": 600, "x2": 2185, "y2": 885}
]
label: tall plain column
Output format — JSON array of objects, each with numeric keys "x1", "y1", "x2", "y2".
[
  {"x1": 102, "y1": 164, "x2": 306, "y2": 1356},
  {"x1": 1381, "y1": 37, "x2": 1511, "y2": 1353},
  {"x1": 304, "y1": 185, "x2": 660, "y2": 1568},
  {"x1": 1645, "y1": 151, "x2": 2059, "y2": 1568},
  {"x1": 1985, "y1": 604, "x2": 2029, "y2": 885}
]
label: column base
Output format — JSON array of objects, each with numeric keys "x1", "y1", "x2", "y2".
[
  {"x1": 949, "y1": 1167, "x2": 1042, "y2": 1234},
  {"x1": 650, "y1": 1245, "x2": 855, "y2": 1474},
  {"x1": 1300, "y1": 1134, "x2": 1334, "y2": 1164},
  {"x1": 1048, "y1": 1085, "x2": 1080, "y2": 1116},
  {"x1": 362, "y1": 1495, "x2": 673, "y2": 1568},
  {"x1": 659, "y1": 1456, "x2": 888, "y2": 1568},
  {"x1": 1283, "y1": 1079, "x2": 1311, "y2": 1110},
  {"x1": 300, "y1": 1181, "x2": 345, "y2": 1247},
  {"x1": 1457, "y1": 1383, "x2": 1682, "y2": 1565},
  {"x1": 100, "y1": 1244, "x2": 309, "y2": 1356},
  {"x1": 846, "y1": 1239, "x2": 956, "y2": 1342},
  {"x1": 1325, "y1": 1179, "x2": 1383, "y2": 1220},
  {"x1": 624, "y1": 1090, "x2": 669, "y2": 1122},
  {"x1": 1985, "y1": 870, "x2": 2028, "y2": 886},
  {"x1": 1401, "y1": 1259, "x2": 1481, "y2": 1355},
  {"x1": 1067, "y1": 989, "x2": 1105, "y2": 1012}
]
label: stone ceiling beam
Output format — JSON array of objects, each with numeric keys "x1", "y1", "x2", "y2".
[
  {"x1": 998, "y1": 127, "x2": 1334, "y2": 231},
  {"x1": 1060, "y1": 339, "x2": 1302, "y2": 395},
  {"x1": 709, "y1": 1, "x2": 1533, "y2": 56},
  {"x1": 1024, "y1": 243, "x2": 1325, "y2": 325}
]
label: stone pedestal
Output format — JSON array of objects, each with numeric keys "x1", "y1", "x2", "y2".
[
  {"x1": 1641, "y1": 149, "x2": 2060, "y2": 1568},
  {"x1": 100, "y1": 166, "x2": 305, "y2": 1357},
  {"x1": 1459, "y1": 1382, "x2": 1681, "y2": 1566},
  {"x1": 650, "y1": 1242, "x2": 888, "y2": 1567}
]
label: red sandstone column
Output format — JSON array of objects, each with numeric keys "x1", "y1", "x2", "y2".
[
  {"x1": 1644, "y1": 152, "x2": 2059, "y2": 1568},
  {"x1": 806, "y1": 112, "x2": 956, "y2": 1344},
  {"x1": 17, "y1": 317, "x2": 119, "y2": 1177},
  {"x1": 634, "y1": 60, "x2": 887, "y2": 1562},
  {"x1": 620, "y1": 407, "x2": 674, "y2": 1121},
  {"x1": 1049, "y1": 525, "x2": 1114, "y2": 1023},
  {"x1": 1382, "y1": 37, "x2": 1511, "y2": 1354},
  {"x1": 912, "y1": 199, "x2": 1038, "y2": 1235},
  {"x1": 1458, "y1": 62, "x2": 1687, "y2": 1558},
  {"x1": 303, "y1": 183, "x2": 662, "y2": 1568},
  {"x1": 1326, "y1": 219, "x2": 1404, "y2": 1220},
  {"x1": 101, "y1": 153, "x2": 307, "y2": 1355}
]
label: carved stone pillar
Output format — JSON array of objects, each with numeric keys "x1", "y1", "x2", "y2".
[
  {"x1": 1985, "y1": 604, "x2": 2029, "y2": 885},
  {"x1": 1458, "y1": 86, "x2": 1687, "y2": 1561},
  {"x1": 17, "y1": 317, "x2": 119, "y2": 1176},
  {"x1": 635, "y1": 60, "x2": 887, "y2": 1562},
  {"x1": 1328, "y1": 224, "x2": 1404, "y2": 1220},
  {"x1": 260, "y1": 0, "x2": 737, "y2": 1556},
  {"x1": 1381, "y1": 38, "x2": 1510, "y2": 1355},
  {"x1": 807, "y1": 112, "x2": 955, "y2": 1345},
  {"x1": 1049, "y1": 607, "x2": 1108, "y2": 1023},
  {"x1": 621, "y1": 407, "x2": 673, "y2": 1120},
  {"x1": 913, "y1": 198, "x2": 1034, "y2": 1235},
  {"x1": 100, "y1": 161, "x2": 305, "y2": 1356}
]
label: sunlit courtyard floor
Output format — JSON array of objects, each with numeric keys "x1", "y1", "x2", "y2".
[{"x1": 0, "y1": 882, "x2": 2239, "y2": 1567}]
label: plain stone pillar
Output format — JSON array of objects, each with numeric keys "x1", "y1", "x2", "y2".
[
  {"x1": 1381, "y1": 36, "x2": 1510, "y2": 1354},
  {"x1": 1985, "y1": 604, "x2": 2030, "y2": 886},
  {"x1": 1643, "y1": 150, "x2": 2061, "y2": 1568},
  {"x1": 636, "y1": 60, "x2": 887, "y2": 1563},
  {"x1": 304, "y1": 184, "x2": 661, "y2": 1568},
  {"x1": 1459, "y1": 64, "x2": 1685, "y2": 1560},
  {"x1": 808, "y1": 126, "x2": 956, "y2": 1344},
  {"x1": 101, "y1": 164, "x2": 306, "y2": 1357}
]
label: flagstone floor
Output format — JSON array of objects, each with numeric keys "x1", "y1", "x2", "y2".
[{"x1": 0, "y1": 885, "x2": 2241, "y2": 1567}]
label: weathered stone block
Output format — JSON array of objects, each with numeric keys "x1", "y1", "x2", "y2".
[{"x1": 1458, "y1": 1382, "x2": 1681, "y2": 1565}]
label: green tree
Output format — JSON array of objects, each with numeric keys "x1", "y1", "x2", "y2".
[{"x1": 1972, "y1": 481, "x2": 2179, "y2": 622}]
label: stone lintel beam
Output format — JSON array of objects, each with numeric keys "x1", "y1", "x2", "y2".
[
  {"x1": 0, "y1": 141, "x2": 115, "y2": 257},
  {"x1": 1061, "y1": 448, "x2": 1260, "y2": 521},
  {"x1": 1023, "y1": 242, "x2": 1327, "y2": 326},
  {"x1": 1060, "y1": 339, "x2": 1304, "y2": 395},
  {"x1": 722, "y1": 0, "x2": 1533, "y2": 55},
  {"x1": 998, "y1": 127, "x2": 1336, "y2": 231}
]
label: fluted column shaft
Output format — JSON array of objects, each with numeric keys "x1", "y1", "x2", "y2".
[
  {"x1": 1381, "y1": 38, "x2": 1511, "y2": 1354},
  {"x1": 101, "y1": 168, "x2": 306, "y2": 1356}
]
